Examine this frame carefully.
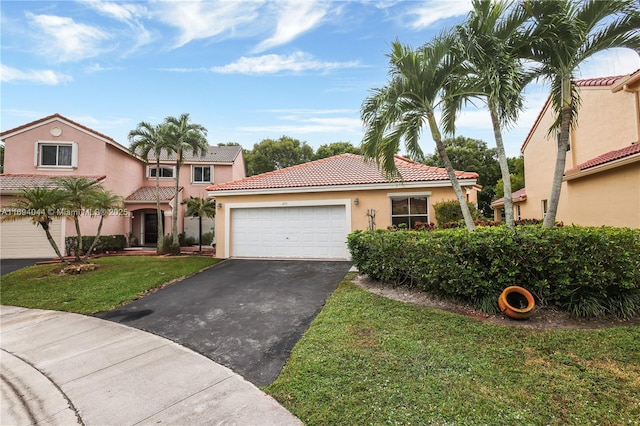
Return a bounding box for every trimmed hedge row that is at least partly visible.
[347,226,640,318]
[65,235,127,256]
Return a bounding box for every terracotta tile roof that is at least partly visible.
[145,145,242,163]
[566,143,640,174]
[520,73,629,153]
[0,174,106,193]
[125,186,182,202]
[490,187,527,207]
[207,154,478,192]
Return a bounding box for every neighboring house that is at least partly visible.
[492,70,640,228]
[207,154,479,260]
[0,113,245,259]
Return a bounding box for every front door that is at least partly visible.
[144,212,159,245]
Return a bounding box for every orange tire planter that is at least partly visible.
[498,286,535,320]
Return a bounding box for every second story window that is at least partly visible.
[192,165,212,183]
[148,166,174,178]
[36,142,77,168]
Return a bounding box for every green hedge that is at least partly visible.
[347,226,640,318]
[65,235,127,256]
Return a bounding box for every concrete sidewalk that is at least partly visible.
[0,305,301,425]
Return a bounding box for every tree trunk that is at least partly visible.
[428,114,476,231]
[155,158,164,254]
[83,215,104,262]
[490,108,514,228]
[73,215,82,262]
[41,220,68,264]
[198,216,202,253]
[543,105,571,228]
[172,153,181,246]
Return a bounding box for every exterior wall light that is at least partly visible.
[217,202,223,210]
[354,198,359,205]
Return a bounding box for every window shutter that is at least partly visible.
[71,142,78,167]
[34,141,40,167]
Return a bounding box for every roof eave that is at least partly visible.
[208,178,478,197]
[563,152,640,181]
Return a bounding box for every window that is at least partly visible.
[391,196,428,229]
[192,165,212,183]
[516,205,522,221]
[36,142,76,167]
[542,199,548,218]
[148,166,174,178]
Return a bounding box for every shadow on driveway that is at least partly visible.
[95,259,352,386]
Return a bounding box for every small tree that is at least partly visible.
[181,196,216,253]
[55,177,102,262]
[1,187,69,264]
[83,189,123,262]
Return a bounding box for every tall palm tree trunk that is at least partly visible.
[543,105,572,228]
[428,114,476,231]
[72,216,83,262]
[198,216,202,253]
[155,158,164,254]
[173,156,181,246]
[490,108,515,228]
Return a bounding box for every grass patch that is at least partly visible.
[264,277,640,425]
[0,256,219,314]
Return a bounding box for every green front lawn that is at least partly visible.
[264,276,640,425]
[0,256,219,314]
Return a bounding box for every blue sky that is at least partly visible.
[2,0,639,158]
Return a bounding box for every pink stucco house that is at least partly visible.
[0,113,245,259]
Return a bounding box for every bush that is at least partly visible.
[179,233,197,246]
[66,235,127,256]
[434,200,479,226]
[347,226,640,318]
[201,232,214,245]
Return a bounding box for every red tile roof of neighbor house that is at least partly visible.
[490,187,527,207]
[145,146,243,163]
[0,174,106,193]
[207,154,478,192]
[125,186,182,202]
[565,143,640,174]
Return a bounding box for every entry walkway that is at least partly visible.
[0,305,301,425]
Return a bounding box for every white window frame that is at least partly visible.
[34,141,78,168]
[389,193,430,229]
[191,165,213,184]
[147,165,175,179]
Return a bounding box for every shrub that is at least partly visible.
[433,200,480,227]
[201,232,214,245]
[347,226,640,318]
[66,235,127,256]
[179,233,197,246]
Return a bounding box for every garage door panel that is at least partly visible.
[0,218,65,259]
[231,205,348,259]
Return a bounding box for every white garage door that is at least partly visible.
[231,205,348,259]
[0,218,65,259]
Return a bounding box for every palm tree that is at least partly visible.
[361,33,477,231]
[83,189,123,262]
[55,177,102,262]
[129,121,174,254]
[449,0,530,228]
[1,187,69,263]
[181,196,216,252]
[522,0,640,227]
[163,113,208,248]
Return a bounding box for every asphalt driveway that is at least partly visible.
[0,258,46,275]
[95,259,352,386]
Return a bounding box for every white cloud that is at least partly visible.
[27,12,111,62]
[211,51,360,74]
[407,0,471,29]
[577,48,640,79]
[153,0,261,48]
[254,0,328,52]
[78,0,149,22]
[0,64,73,85]
[240,109,362,135]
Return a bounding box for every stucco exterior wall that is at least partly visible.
[212,185,476,259]
[563,163,640,228]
